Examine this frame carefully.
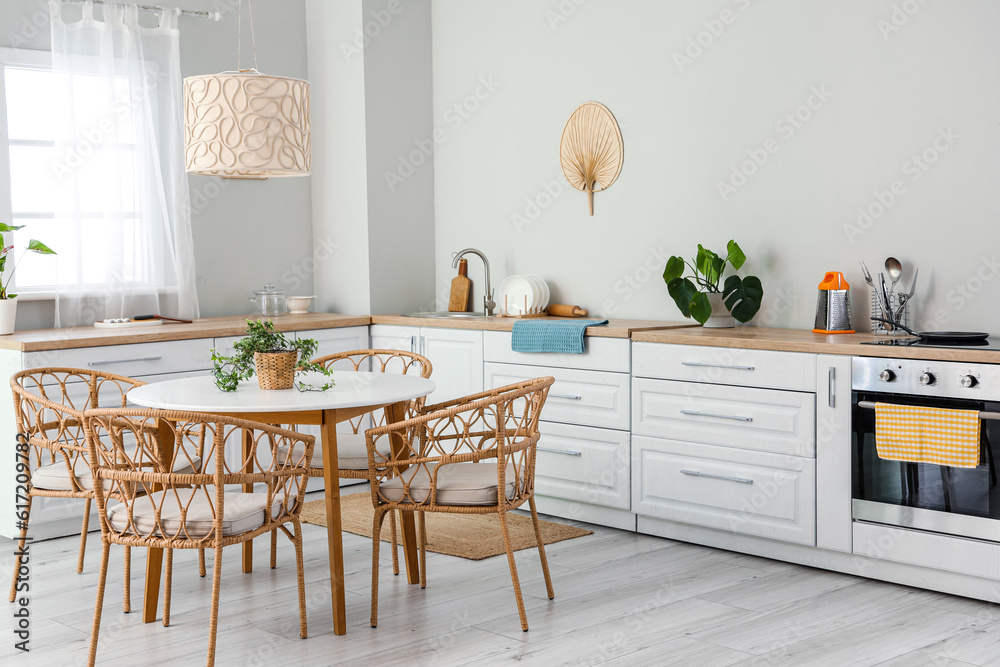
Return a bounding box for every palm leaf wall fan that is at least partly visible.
[559,101,624,215]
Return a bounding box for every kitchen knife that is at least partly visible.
[133,314,193,324]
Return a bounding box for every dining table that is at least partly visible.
[126,370,436,635]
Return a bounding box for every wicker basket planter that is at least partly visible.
[254,350,299,390]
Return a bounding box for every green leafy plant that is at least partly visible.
[211,319,334,392]
[0,222,56,299]
[661,239,764,324]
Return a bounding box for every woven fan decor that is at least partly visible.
[559,101,624,215]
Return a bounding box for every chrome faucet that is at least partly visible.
[452,248,495,316]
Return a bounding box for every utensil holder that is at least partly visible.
[255,351,298,390]
[870,290,910,335]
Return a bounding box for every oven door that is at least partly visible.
[852,391,1000,543]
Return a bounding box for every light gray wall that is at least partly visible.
[0,0,316,328]
[431,0,1000,333]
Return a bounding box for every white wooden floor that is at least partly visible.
[3,488,1000,666]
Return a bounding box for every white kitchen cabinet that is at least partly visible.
[632,342,816,392]
[535,422,630,510]
[369,324,483,404]
[815,354,853,553]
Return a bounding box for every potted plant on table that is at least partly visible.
[0,222,56,335]
[211,319,334,391]
[661,239,763,328]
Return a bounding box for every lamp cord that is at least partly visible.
[236,0,260,72]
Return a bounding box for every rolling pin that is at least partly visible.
[546,304,588,317]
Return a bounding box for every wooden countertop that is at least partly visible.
[0,314,371,352]
[370,315,697,339]
[631,326,1000,364]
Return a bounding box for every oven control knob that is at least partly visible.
[919,372,935,386]
[961,375,979,388]
[879,369,896,383]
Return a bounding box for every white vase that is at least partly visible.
[703,292,735,328]
[0,298,16,335]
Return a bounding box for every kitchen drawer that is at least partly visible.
[295,326,369,357]
[485,362,629,430]
[632,342,816,392]
[632,435,816,545]
[535,422,629,510]
[632,377,816,457]
[483,331,629,373]
[25,339,214,382]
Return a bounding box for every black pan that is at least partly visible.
[870,318,989,342]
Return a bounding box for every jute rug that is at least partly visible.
[300,494,593,560]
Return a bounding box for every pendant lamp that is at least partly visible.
[184,0,310,179]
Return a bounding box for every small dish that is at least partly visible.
[526,274,550,311]
[498,276,535,315]
[286,295,317,314]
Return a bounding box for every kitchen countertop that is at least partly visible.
[370,315,697,339]
[631,326,1000,364]
[0,314,371,352]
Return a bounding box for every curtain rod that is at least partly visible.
[59,0,223,21]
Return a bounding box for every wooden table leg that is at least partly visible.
[142,418,175,623]
[385,402,419,585]
[242,428,253,573]
[321,409,347,635]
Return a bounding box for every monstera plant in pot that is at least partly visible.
[0,222,56,335]
[662,240,763,328]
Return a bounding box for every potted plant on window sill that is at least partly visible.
[0,223,56,335]
[661,240,763,328]
[211,318,334,391]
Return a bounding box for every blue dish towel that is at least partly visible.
[510,319,609,354]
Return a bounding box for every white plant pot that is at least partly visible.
[703,292,735,328]
[0,298,17,335]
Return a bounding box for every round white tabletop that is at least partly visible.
[127,371,436,413]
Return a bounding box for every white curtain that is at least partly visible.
[48,0,198,326]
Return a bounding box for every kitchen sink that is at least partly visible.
[401,311,491,319]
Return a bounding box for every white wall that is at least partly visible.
[431,0,1000,333]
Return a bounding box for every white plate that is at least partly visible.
[523,275,545,313]
[498,275,536,315]
[94,319,164,328]
[527,274,550,311]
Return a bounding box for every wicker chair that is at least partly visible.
[271,349,432,575]
[366,376,556,632]
[83,408,314,667]
[7,367,207,612]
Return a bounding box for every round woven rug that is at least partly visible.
[300,493,593,561]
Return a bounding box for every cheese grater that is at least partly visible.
[813,271,855,334]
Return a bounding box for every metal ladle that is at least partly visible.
[885,257,902,295]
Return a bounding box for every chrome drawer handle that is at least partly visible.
[537,447,582,457]
[550,393,583,400]
[680,469,754,484]
[88,356,162,367]
[681,361,755,371]
[680,409,753,423]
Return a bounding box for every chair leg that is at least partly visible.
[270,529,278,569]
[8,495,31,603]
[206,546,224,667]
[199,548,207,577]
[87,540,111,667]
[370,508,389,628]
[163,548,173,627]
[77,498,91,574]
[418,512,427,589]
[122,546,131,613]
[291,519,308,639]
[389,510,399,576]
[529,497,554,600]
[498,510,529,632]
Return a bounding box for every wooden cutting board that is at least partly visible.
[448,259,471,312]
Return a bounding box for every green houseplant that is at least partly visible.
[0,222,56,335]
[211,319,334,392]
[661,239,763,327]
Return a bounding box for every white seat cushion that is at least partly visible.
[378,462,519,506]
[31,455,201,492]
[106,488,289,538]
[276,432,390,470]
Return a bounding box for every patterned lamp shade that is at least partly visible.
[183,72,311,179]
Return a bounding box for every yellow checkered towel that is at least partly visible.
[875,402,981,468]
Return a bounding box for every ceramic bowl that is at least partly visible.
[286,295,317,314]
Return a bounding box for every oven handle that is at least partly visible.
[856,400,1000,421]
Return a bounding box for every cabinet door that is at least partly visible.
[420,328,483,404]
[536,421,630,509]
[369,324,419,354]
[296,326,369,358]
[816,354,853,553]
